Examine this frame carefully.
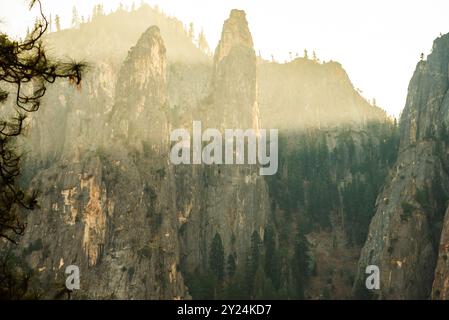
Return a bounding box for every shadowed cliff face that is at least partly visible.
[433,205,449,299]
[355,33,449,300]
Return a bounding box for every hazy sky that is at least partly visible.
[1,0,449,118]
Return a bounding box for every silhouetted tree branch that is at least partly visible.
[0,0,86,244]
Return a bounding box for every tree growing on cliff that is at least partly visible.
[92,4,105,19]
[188,22,195,42]
[71,6,80,28]
[197,29,210,55]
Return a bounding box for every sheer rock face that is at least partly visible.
[14,25,187,299]
[12,12,269,299]
[207,9,259,131]
[112,26,169,153]
[175,9,268,276]
[213,10,254,67]
[21,152,187,299]
[25,61,117,162]
[432,206,449,299]
[355,34,449,299]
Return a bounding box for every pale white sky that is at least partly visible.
[1,0,449,118]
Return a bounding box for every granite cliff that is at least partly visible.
[355,33,449,300]
[7,9,269,299]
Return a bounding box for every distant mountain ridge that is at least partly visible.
[45,4,209,64]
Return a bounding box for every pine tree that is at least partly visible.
[48,14,52,32]
[188,22,195,42]
[92,5,98,18]
[250,231,261,271]
[71,6,80,28]
[55,15,61,31]
[98,4,104,15]
[209,233,225,282]
[292,225,310,299]
[226,254,236,278]
[263,226,279,288]
[92,4,104,20]
[244,231,261,296]
[197,29,210,55]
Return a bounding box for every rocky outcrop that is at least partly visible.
[207,9,259,130]
[214,10,254,66]
[20,150,187,299]
[10,10,269,299]
[13,26,188,299]
[175,9,269,278]
[111,26,168,152]
[354,33,449,299]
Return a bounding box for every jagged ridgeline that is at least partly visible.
[3,5,400,299]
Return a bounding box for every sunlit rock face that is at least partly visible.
[10,10,269,299]
[174,9,269,280]
[206,9,259,131]
[112,26,169,153]
[13,25,188,299]
[354,33,449,300]
[258,59,388,131]
[214,10,254,66]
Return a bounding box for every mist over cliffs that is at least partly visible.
[7,3,449,300]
